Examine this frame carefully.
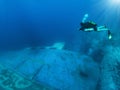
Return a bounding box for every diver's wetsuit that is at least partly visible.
[79,14,112,39]
[80,21,97,31]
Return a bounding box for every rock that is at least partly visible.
[101,46,120,90]
[0,48,100,90]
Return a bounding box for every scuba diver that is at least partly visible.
[79,14,112,40]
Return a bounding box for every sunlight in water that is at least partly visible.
[109,0,120,5]
[106,0,120,20]
[90,0,120,30]
[107,0,120,9]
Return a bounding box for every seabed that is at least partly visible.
[0,64,54,90]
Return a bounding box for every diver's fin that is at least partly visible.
[108,30,112,40]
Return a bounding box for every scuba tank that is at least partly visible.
[82,14,88,23]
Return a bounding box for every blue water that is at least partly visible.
[0,0,120,90]
[0,0,119,50]
[0,0,119,51]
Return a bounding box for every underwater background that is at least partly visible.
[0,0,120,90]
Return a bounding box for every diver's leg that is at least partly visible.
[97,26,106,29]
[97,28,112,39]
[97,27,109,31]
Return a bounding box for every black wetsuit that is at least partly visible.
[80,21,97,31]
